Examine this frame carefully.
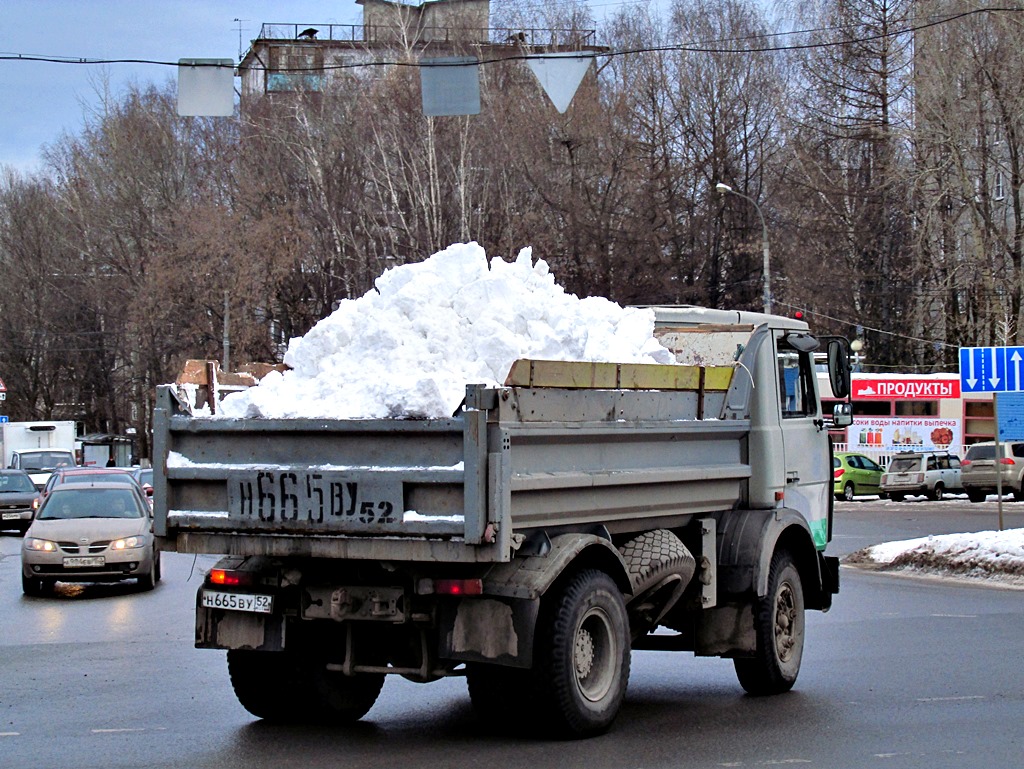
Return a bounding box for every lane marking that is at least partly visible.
[0,732,20,737]
[916,695,985,702]
[91,727,166,734]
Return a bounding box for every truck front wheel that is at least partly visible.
[533,569,630,738]
[227,650,384,723]
[734,549,805,696]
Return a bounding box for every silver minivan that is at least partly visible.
[960,441,1024,502]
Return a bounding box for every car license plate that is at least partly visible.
[226,470,403,531]
[201,590,274,614]
[64,556,105,568]
[2,512,22,520]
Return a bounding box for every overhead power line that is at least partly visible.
[0,7,1020,73]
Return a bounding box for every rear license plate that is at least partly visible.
[201,590,274,614]
[227,471,403,530]
[2,512,22,520]
[64,556,105,568]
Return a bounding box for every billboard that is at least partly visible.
[848,417,961,452]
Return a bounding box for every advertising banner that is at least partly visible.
[849,417,961,452]
[852,378,960,400]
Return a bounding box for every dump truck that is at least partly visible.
[153,307,853,738]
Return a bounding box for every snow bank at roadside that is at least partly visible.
[844,528,1024,587]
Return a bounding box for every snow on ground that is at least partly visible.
[844,514,1024,588]
[217,242,673,420]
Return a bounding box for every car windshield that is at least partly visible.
[38,488,143,520]
[21,451,75,471]
[61,473,134,485]
[0,473,36,493]
[965,445,996,461]
[888,457,921,473]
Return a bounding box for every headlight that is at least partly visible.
[25,538,58,552]
[110,535,146,550]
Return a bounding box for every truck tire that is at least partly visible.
[618,529,694,597]
[227,650,384,723]
[928,483,944,502]
[733,549,804,696]
[532,569,630,738]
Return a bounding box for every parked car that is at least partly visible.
[130,466,154,505]
[38,466,140,507]
[21,482,160,595]
[0,469,41,534]
[960,441,1024,502]
[833,452,885,500]
[879,450,963,501]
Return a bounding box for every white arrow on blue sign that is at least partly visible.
[960,346,1024,392]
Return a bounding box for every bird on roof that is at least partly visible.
[297,27,318,39]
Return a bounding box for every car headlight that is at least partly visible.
[110,535,147,550]
[25,538,58,552]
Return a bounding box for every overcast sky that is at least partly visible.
[0,0,659,173]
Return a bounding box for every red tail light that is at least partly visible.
[834,469,845,479]
[1000,458,1016,465]
[209,568,255,587]
[961,460,971,467]
[428,577,483,593]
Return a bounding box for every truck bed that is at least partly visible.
[154,361,752,563]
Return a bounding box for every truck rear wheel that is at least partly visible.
[533,569,630,738]
[227,650,384,723]
[734,549,804,696]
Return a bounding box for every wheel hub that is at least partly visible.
[575,628,595,679]
[774,583,797,662]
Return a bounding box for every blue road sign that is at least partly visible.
[997,392,1024,441]
[0,415,7,423]
[960,346,1024,392]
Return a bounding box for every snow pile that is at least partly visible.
[217,242,674,420]
[846,528,1024,587]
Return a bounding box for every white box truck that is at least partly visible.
[1,421,78,488]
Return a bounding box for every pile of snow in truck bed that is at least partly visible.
[216,242,674,420]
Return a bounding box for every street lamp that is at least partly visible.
[715,182,772,314]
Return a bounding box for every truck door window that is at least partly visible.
[778,343,815,418]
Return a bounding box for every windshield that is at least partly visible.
[61,473,134,485]
[887,457,921,473]
[965,445,996,461]
[0,473,37,493]
[20,451,75,472]
[38,488,143,520]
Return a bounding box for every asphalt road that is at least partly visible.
[1,499,1021,769]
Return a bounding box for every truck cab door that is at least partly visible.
[776,335,831,549]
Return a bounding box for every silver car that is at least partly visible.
[961,441,1024,502]
[21,482,160,595]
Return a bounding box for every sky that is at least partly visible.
[0,0,661,173]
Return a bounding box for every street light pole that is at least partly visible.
[715,182,772,314]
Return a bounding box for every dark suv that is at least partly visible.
[879,451,963,501]
[961,441,1024,502]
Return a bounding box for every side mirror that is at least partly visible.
[832,402,853,427]
[827,339,851,399]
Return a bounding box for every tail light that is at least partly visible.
[1000,458,1016,465]
[209,568,256,587]
[417,578,484,596]
[961,460,971,467]
[834,469,845,479]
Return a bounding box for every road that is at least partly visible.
[1,499,1021,769]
